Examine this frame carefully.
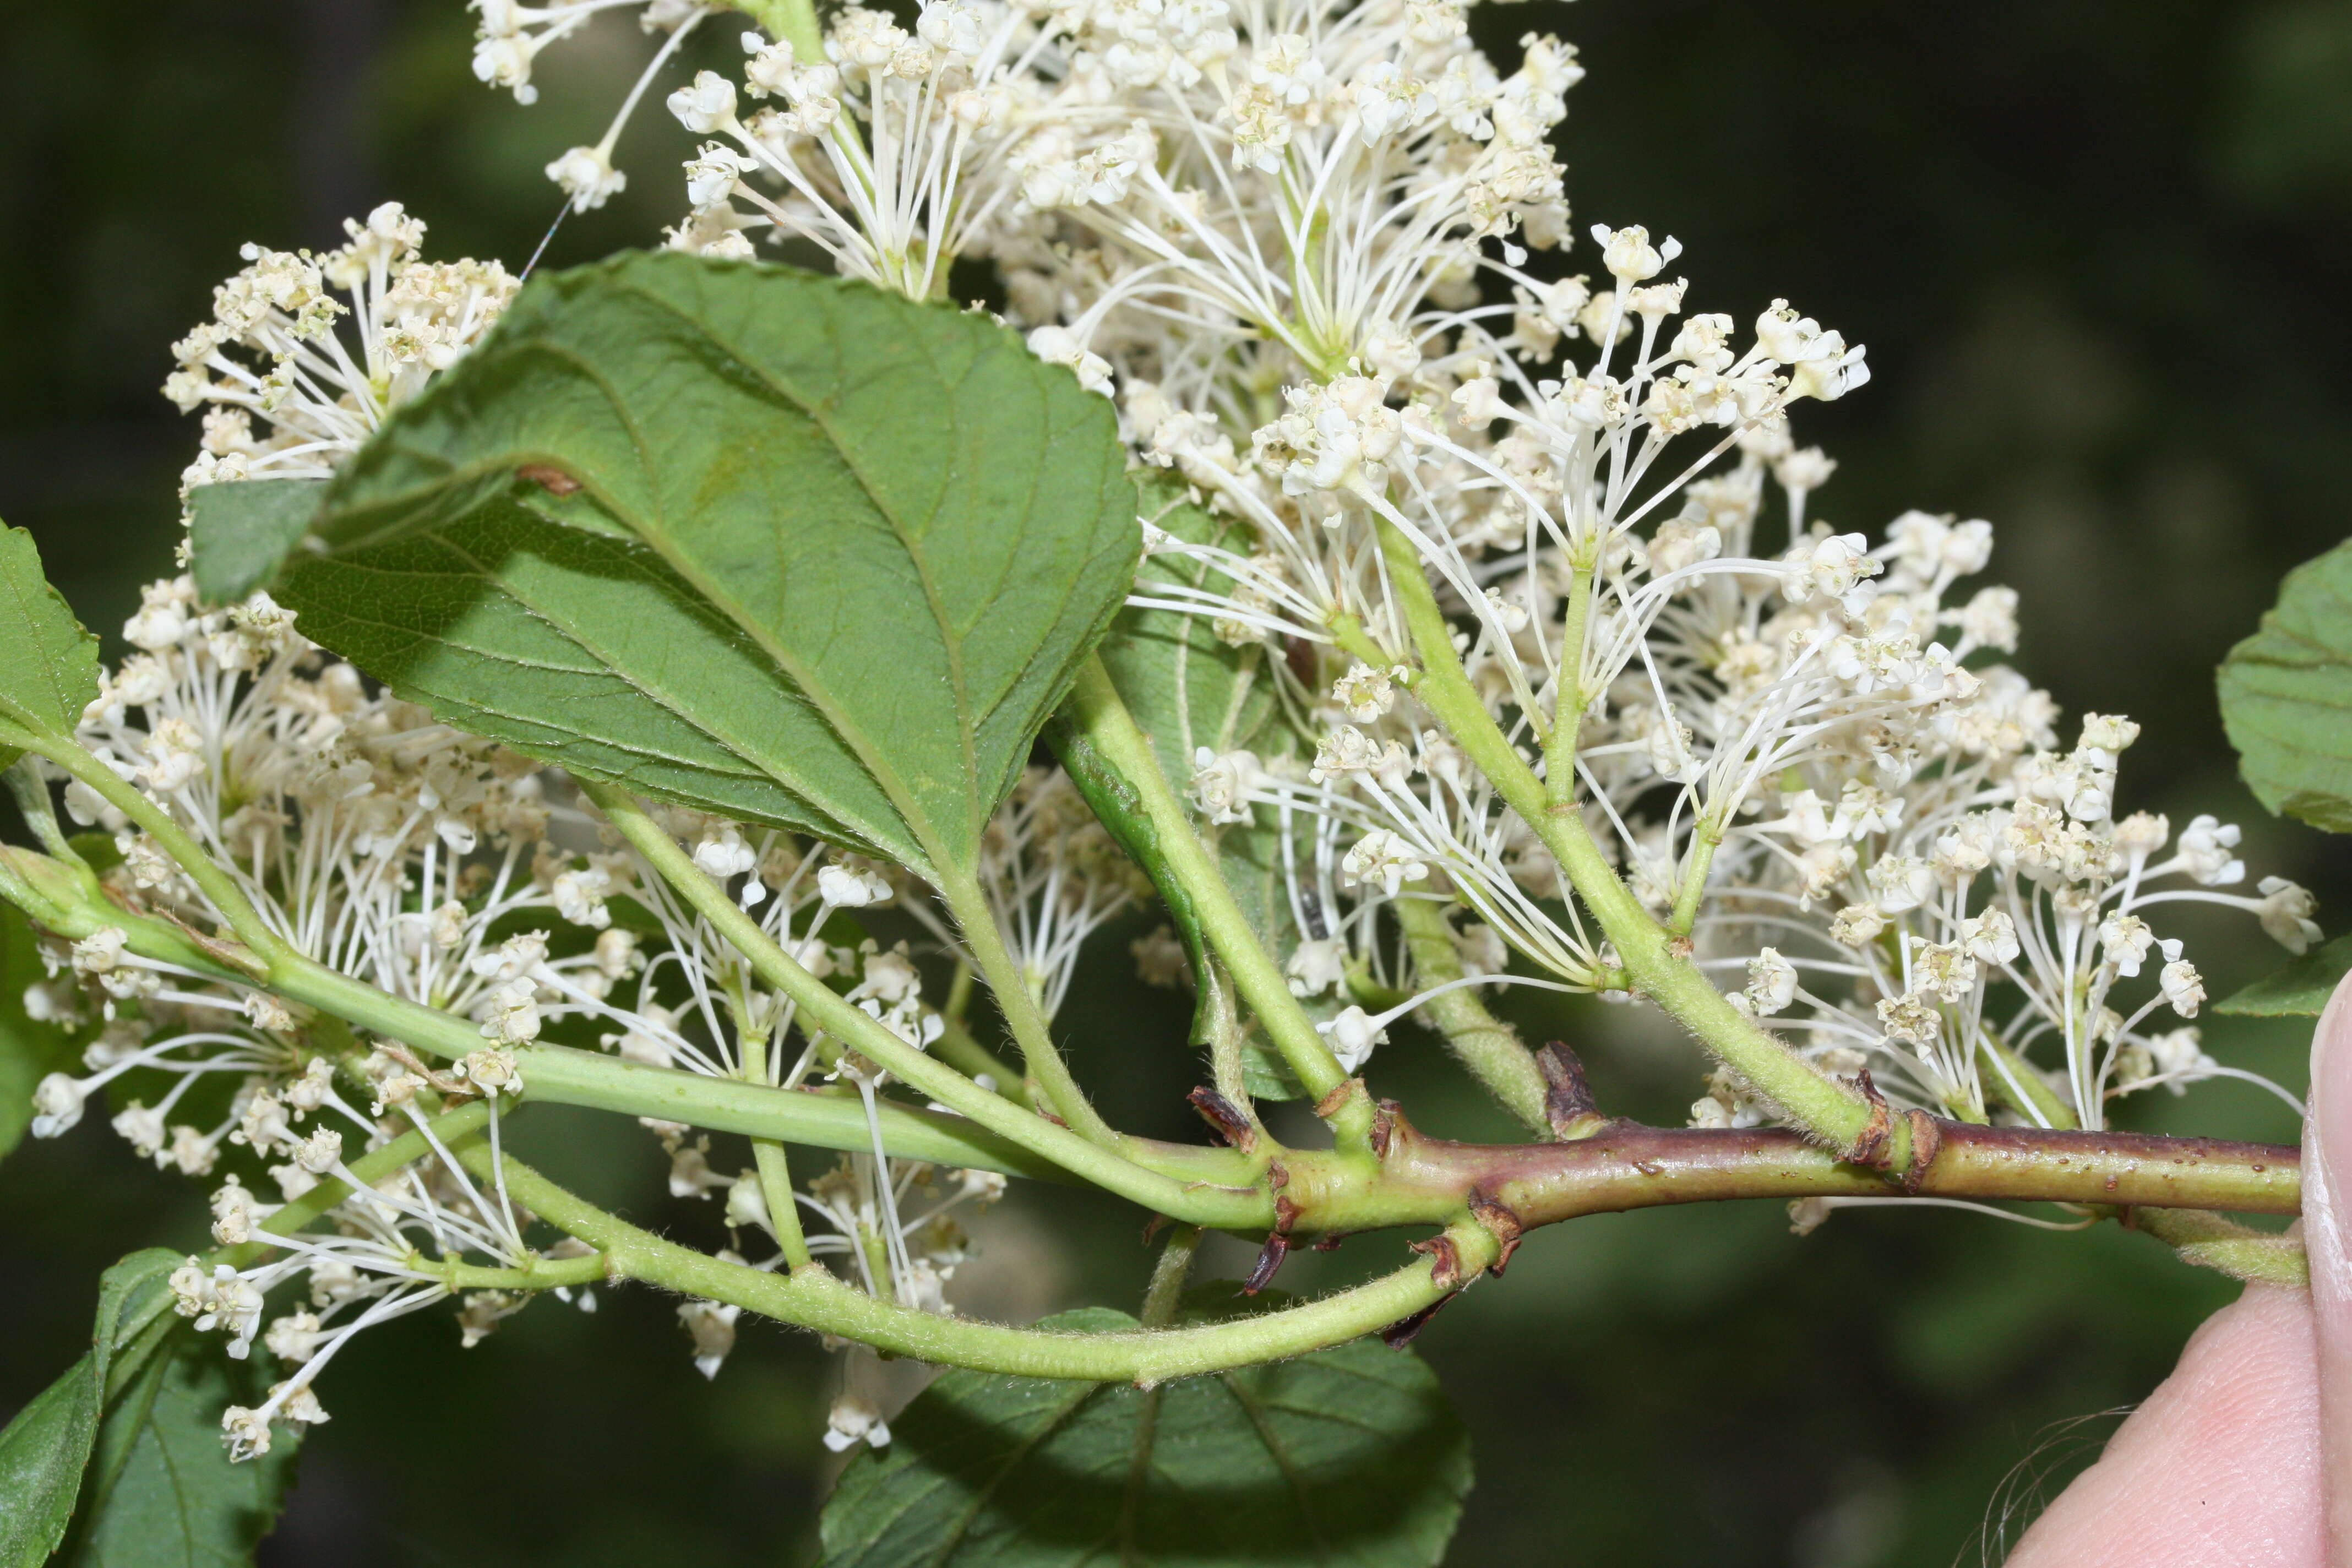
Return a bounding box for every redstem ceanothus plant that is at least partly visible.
[0,0,2324,1559]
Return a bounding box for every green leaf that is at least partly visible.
[279,493,888,847]
[2220,536,2352,831]
[0,1355,99,1567]
[0,1252,181,1566]
[2216,929,2352,1016]
[272,253,1141,879]
[58,1331,301,1568]
[0,900,96,1159]
[186,482,322,606]
[820,1289,1472,1567]
[0,525,101,751]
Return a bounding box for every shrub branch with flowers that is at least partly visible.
[0,0,2332,1560]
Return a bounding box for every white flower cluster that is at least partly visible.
[447,0,2307,1131]
[46,553,1043,1458]
[168,1087,564,1462]
[165,204,518,491]
[107,0,2312,1464]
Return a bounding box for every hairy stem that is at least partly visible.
[1541,562,1596,805]
[1141,1224,1202,1328]
[1390,898,1552,1137]
[932,863,1119,1141]
[1058,656,1364,1136]
[12,725,290,968]
[468,1141,1490,1383]
[1280,1103,2301,1236]
[935,963,1027,1102]
[740,1031,815,1270]
[1370,520,1884,1160]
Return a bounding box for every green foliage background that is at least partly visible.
[2,1,2348,1562]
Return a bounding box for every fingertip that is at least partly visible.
[2009,1284,2322,1567]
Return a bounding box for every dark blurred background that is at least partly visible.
[4,0,2350,1562]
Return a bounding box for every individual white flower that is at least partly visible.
[1744,949,1798,1016]
[693,825,758,880]
[1187,747,1259,825]
[141,717,207,791]
[264,1311,324,1364]
[1876,993,1940,1048]
[1830,904,1886,947]
[1286,937,1347,998]
[31,1072,85,1138]
[824,1393,891,1451]
[546,144,627,213]
[112,1102,168,1158]
[725,1171,772,1233]
[1959,910,2020,966]
[817,864,892,907]
[1027,326,1113,396]
[70,927,127,975]
[1591,223,1679,284]
[1340,830,1429,897]
[667,70,738,135]
[210,1176,271,1245]
[1783,531,1882,612]
[2159,957,2205,1018]
[459,1047,522,1093]
[271,1381,331,1431]
[1330,662,1400,722]
[1913,942,1978,1003]
[678,1298,741,1379]
[221,1405,275,1462]
[683,144,752,211]
[478,981,542,1045]
[2097,912,2157,978]
[552,865,614,928]
[1865,856,1934,914]
[2253,878,2322,954]
[2176,815,2244,886]
[291,1127,344,1176]
[1326,1005,1387,1072]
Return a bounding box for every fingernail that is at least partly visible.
[2315,976,2352,1568]
[2316,972,2352,1261]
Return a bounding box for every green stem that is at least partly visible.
[581,781,1265,1224]
[470,1141,1488,1383]
[1140,1224,1201,1329]
[1667,825,1721,938]
[1391,898,1551,1137]
[2126,1208,2307,1287]
[1059,657,1362,1131]
[440,1254,609,1292]
[740,1030,814,1270]
[933,863,1118,1141]
[935,964,1027,1101]
[1327,613,1406,683]
[752,1142,812,1268]
[1371,520,1884,1161]
[1197,959,1261,1128]
[1542,562,1595,805]
[12,724,288,968]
